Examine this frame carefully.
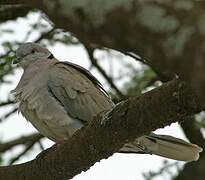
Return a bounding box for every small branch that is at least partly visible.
[0,100,15,107]
[143,161,179,180]
[0,133,43,153]
[119,51,147,64]
[0,107,18,122]
[9,140,37,165]
[83,43,125,99]
[37,140,45,151]
[34,28,56,43]
[119,50,175,82]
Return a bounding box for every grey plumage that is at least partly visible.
[12,42,202,161]
[120,133,202,161]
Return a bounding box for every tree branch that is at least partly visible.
[83,43,125,99]
[8,138,39,165]
[0,133,43,153]
[143,161,179,180]
[0,5,30,22]
[0,79,201,180]
[174,117,205,180]
[0,0,25,4]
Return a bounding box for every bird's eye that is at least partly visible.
[31,50,35,53]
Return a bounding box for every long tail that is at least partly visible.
[119,133,203,161]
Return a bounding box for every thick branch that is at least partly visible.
[0,79,201,180]
[174,118,205,180]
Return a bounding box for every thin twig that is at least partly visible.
[9,140,36,165]
[143,162,179,180]
[0,100,15,107]
[0,107,18,122]
[35,27,55,43]
[37,140,45,151]
[83,43,125,99]
[0,133,43,153]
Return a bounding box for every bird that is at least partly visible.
[12,42,202,161]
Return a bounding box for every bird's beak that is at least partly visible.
[13,58,20,64]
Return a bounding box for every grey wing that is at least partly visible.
[48,62,114,123]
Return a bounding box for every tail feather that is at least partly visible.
[119,133,203,162]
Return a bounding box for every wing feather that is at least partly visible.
[48,61,114,123]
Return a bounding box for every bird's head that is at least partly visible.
[13,42,54,69]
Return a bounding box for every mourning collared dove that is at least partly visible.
[12,43,202,161]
